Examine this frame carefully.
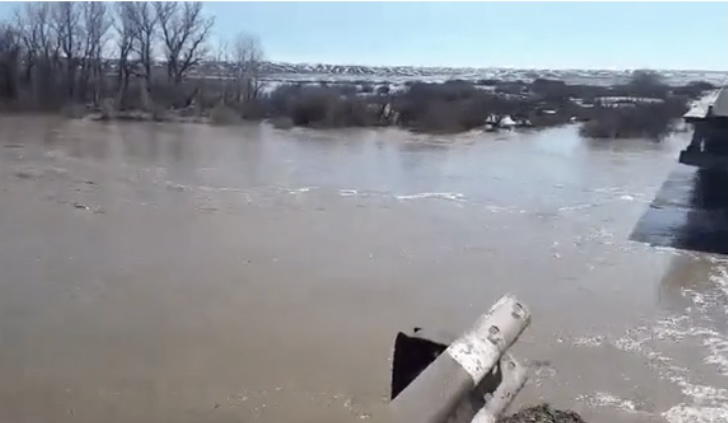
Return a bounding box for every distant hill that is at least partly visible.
[107,59,728,87]
[210,62,728,86]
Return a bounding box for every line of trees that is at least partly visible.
[257,71,707,136]
[0,3,715,139]
[0,2,264,112]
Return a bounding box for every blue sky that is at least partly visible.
[1,2,727,71]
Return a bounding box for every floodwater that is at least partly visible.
[0,116,726,423]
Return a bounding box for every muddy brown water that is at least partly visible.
[1,116,726,423]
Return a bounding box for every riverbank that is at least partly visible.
[5,74,714,141]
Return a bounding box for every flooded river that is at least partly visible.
[0,116,726,423]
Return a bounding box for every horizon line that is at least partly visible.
[260,60,728,74]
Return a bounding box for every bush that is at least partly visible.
[531,78,569,101]
[623,69,669,99]
[61,103,87,119]
[672,80,716,98]
[209,104,240,125]
[394,81,566,133]
[476,79,498,86]
[287,88,335,125]
[359,84,374,94]
[99,98,116,120]
[579,98,689,140]
[270,116,294,129]
[44,69,702,137]
[335,83,358,96]
[263,84,380,128]
[376,85,391,95]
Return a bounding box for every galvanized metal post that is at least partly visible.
[376,295,531,423]
[470,352,528,423]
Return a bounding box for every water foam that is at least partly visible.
[577,392,638,413]
[664,405,728,423]
[592,186,652,204]
[572,335,605,347]
[705,266,728,375]
[703,331,728,376]
[288,186,317,194]
[557,203,594,212]
[574,259,728,423]
[165,181,246,193]
[395,192,465,202]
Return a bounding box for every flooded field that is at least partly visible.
[0,116,726,423]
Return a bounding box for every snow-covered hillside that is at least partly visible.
[193,61,728,87]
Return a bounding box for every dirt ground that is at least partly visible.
[500,404,587,423]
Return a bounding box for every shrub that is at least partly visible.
[99,98,116,120]
[209,104,240,125]
[359,84,374,94]
[287,88,335,125]
[61,103,87,119]
[63,71,702,137]
[270,116,294,129]
[334,83,358,96]
[672,81,716,98]
[476,79,499,86]
[623,69,669,99]
[579,99,688,140]
[263,84,379,128]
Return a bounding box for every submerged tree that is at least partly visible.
[155,1,214,85]
[627,69,668,99]
[123,1,157,89]
[81,2,112,105]
[232,31,264,103]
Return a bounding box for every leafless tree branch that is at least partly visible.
[155,1,213,85]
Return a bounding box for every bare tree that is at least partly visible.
[629,69,664,87]
[15,3,55,59]
[155,1,213,85]
[114,2,135,96]
[80,2,111,104]
[232,31,264,103]
[628,69,668,99]
[51,2,82,98]
[123,1,158,89]
[213,37,229,72]
[14,2,59,106]
[0,23,21,100]
[211,36,230,103]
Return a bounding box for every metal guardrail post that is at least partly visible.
[470,352,528,423]
[377,295,531,423]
